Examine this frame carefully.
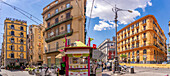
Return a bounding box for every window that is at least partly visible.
[20,39,24,44]
[20,53,24,59]
[10,45,14,50]
[55,1,58,4]
[48,13,50,18]
[143,19,146,24]
[137,29,139,33]
[48,44,50,52]
[20,32,23,37]
[67,39,70,45]
[136,22,139,26]
[66,12,70,19]
[56,9,58,13]
[39,55,41,59]
[55,18,58,23]
[137,50,139,54]
[143,26,146,30]
[56,42,59,50]
[132,51,134,56]
[143,49,147,54]
[48,6,50,9]
[20,26,23,30]
[131,25,134,29]
[10,38,14,43]
[61,27,63,30]
[67,24,71,33]
[20,46,24,51]
[11,31,14,36]
[11,53,14,58]
[56,28,59,35]
[128,27,130,31]
[66,3,70,8]
[11,25,14,29]
[31,55,32,59]
[48,22,50,28]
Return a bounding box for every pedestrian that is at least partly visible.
[102,62,103,72]
[45,67,49,76]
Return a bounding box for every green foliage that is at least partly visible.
[120,54,127,58]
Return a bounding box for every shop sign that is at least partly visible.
[73,54,82,57]
[69,69,88,76]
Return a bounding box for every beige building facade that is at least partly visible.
[28,25,44,65]
[42,0,86,66]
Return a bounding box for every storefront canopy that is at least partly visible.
[55,52,65,58]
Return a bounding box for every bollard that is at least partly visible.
[130,66,134,74]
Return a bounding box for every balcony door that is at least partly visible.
[67,24,70,33]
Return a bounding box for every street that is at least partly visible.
[102,67,170,76]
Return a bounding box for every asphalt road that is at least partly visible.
[102,67,170,76]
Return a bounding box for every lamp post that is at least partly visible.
[112,5,132,73]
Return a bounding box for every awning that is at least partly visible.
[55,52,65,58]
[65,51,89,54]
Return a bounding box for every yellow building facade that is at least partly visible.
[3,18,27,67]
[42,0,86,66]
[117,15,167,64]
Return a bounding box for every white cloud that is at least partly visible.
[94,20,115,31]
[86,0,152,31]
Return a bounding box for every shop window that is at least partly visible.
[67,39,70,45]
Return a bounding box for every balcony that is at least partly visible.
[45,29,73,43]
[45,6,73,21]
[45,46,64,54]
[45,17,73,31]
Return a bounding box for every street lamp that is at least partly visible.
[112,5,132,73]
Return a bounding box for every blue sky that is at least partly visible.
[0,0,170,53]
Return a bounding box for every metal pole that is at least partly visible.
[113,5,119,73]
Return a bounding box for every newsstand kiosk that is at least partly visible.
[65,41,93,76]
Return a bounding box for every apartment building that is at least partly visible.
[98,37,115,62]
[3,18,27,67]
[41,0,86,66]
[28,25,44,65]
[117,15,167,64]
[167,21,170,62]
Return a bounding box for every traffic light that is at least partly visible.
[60,62,66,75]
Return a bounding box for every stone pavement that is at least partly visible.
[102,67,170,76]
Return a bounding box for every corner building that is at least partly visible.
[42,0,86,66]
[117,15,167,64]
[3,18,27,67]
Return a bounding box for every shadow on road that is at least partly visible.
[102,74,111,76]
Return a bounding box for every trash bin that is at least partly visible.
[130,66,134,73]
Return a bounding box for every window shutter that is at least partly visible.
[9,26,11,28]
[9,32,11,35]
[9,45,11,48]
[9,38,11,41]
[9,54,11,57]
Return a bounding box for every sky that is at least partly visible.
[0,0,170,53]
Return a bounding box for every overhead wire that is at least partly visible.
[0,0,42,24]
[87,0,95,31]
[102,0,134,23]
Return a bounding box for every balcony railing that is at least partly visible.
[46,16,73,31]
[45,29,73,43]
[45,5,73,21]
[46,46,65,54]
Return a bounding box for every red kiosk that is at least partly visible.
[64,41,93,76]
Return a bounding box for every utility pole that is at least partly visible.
[112,5,132,73]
